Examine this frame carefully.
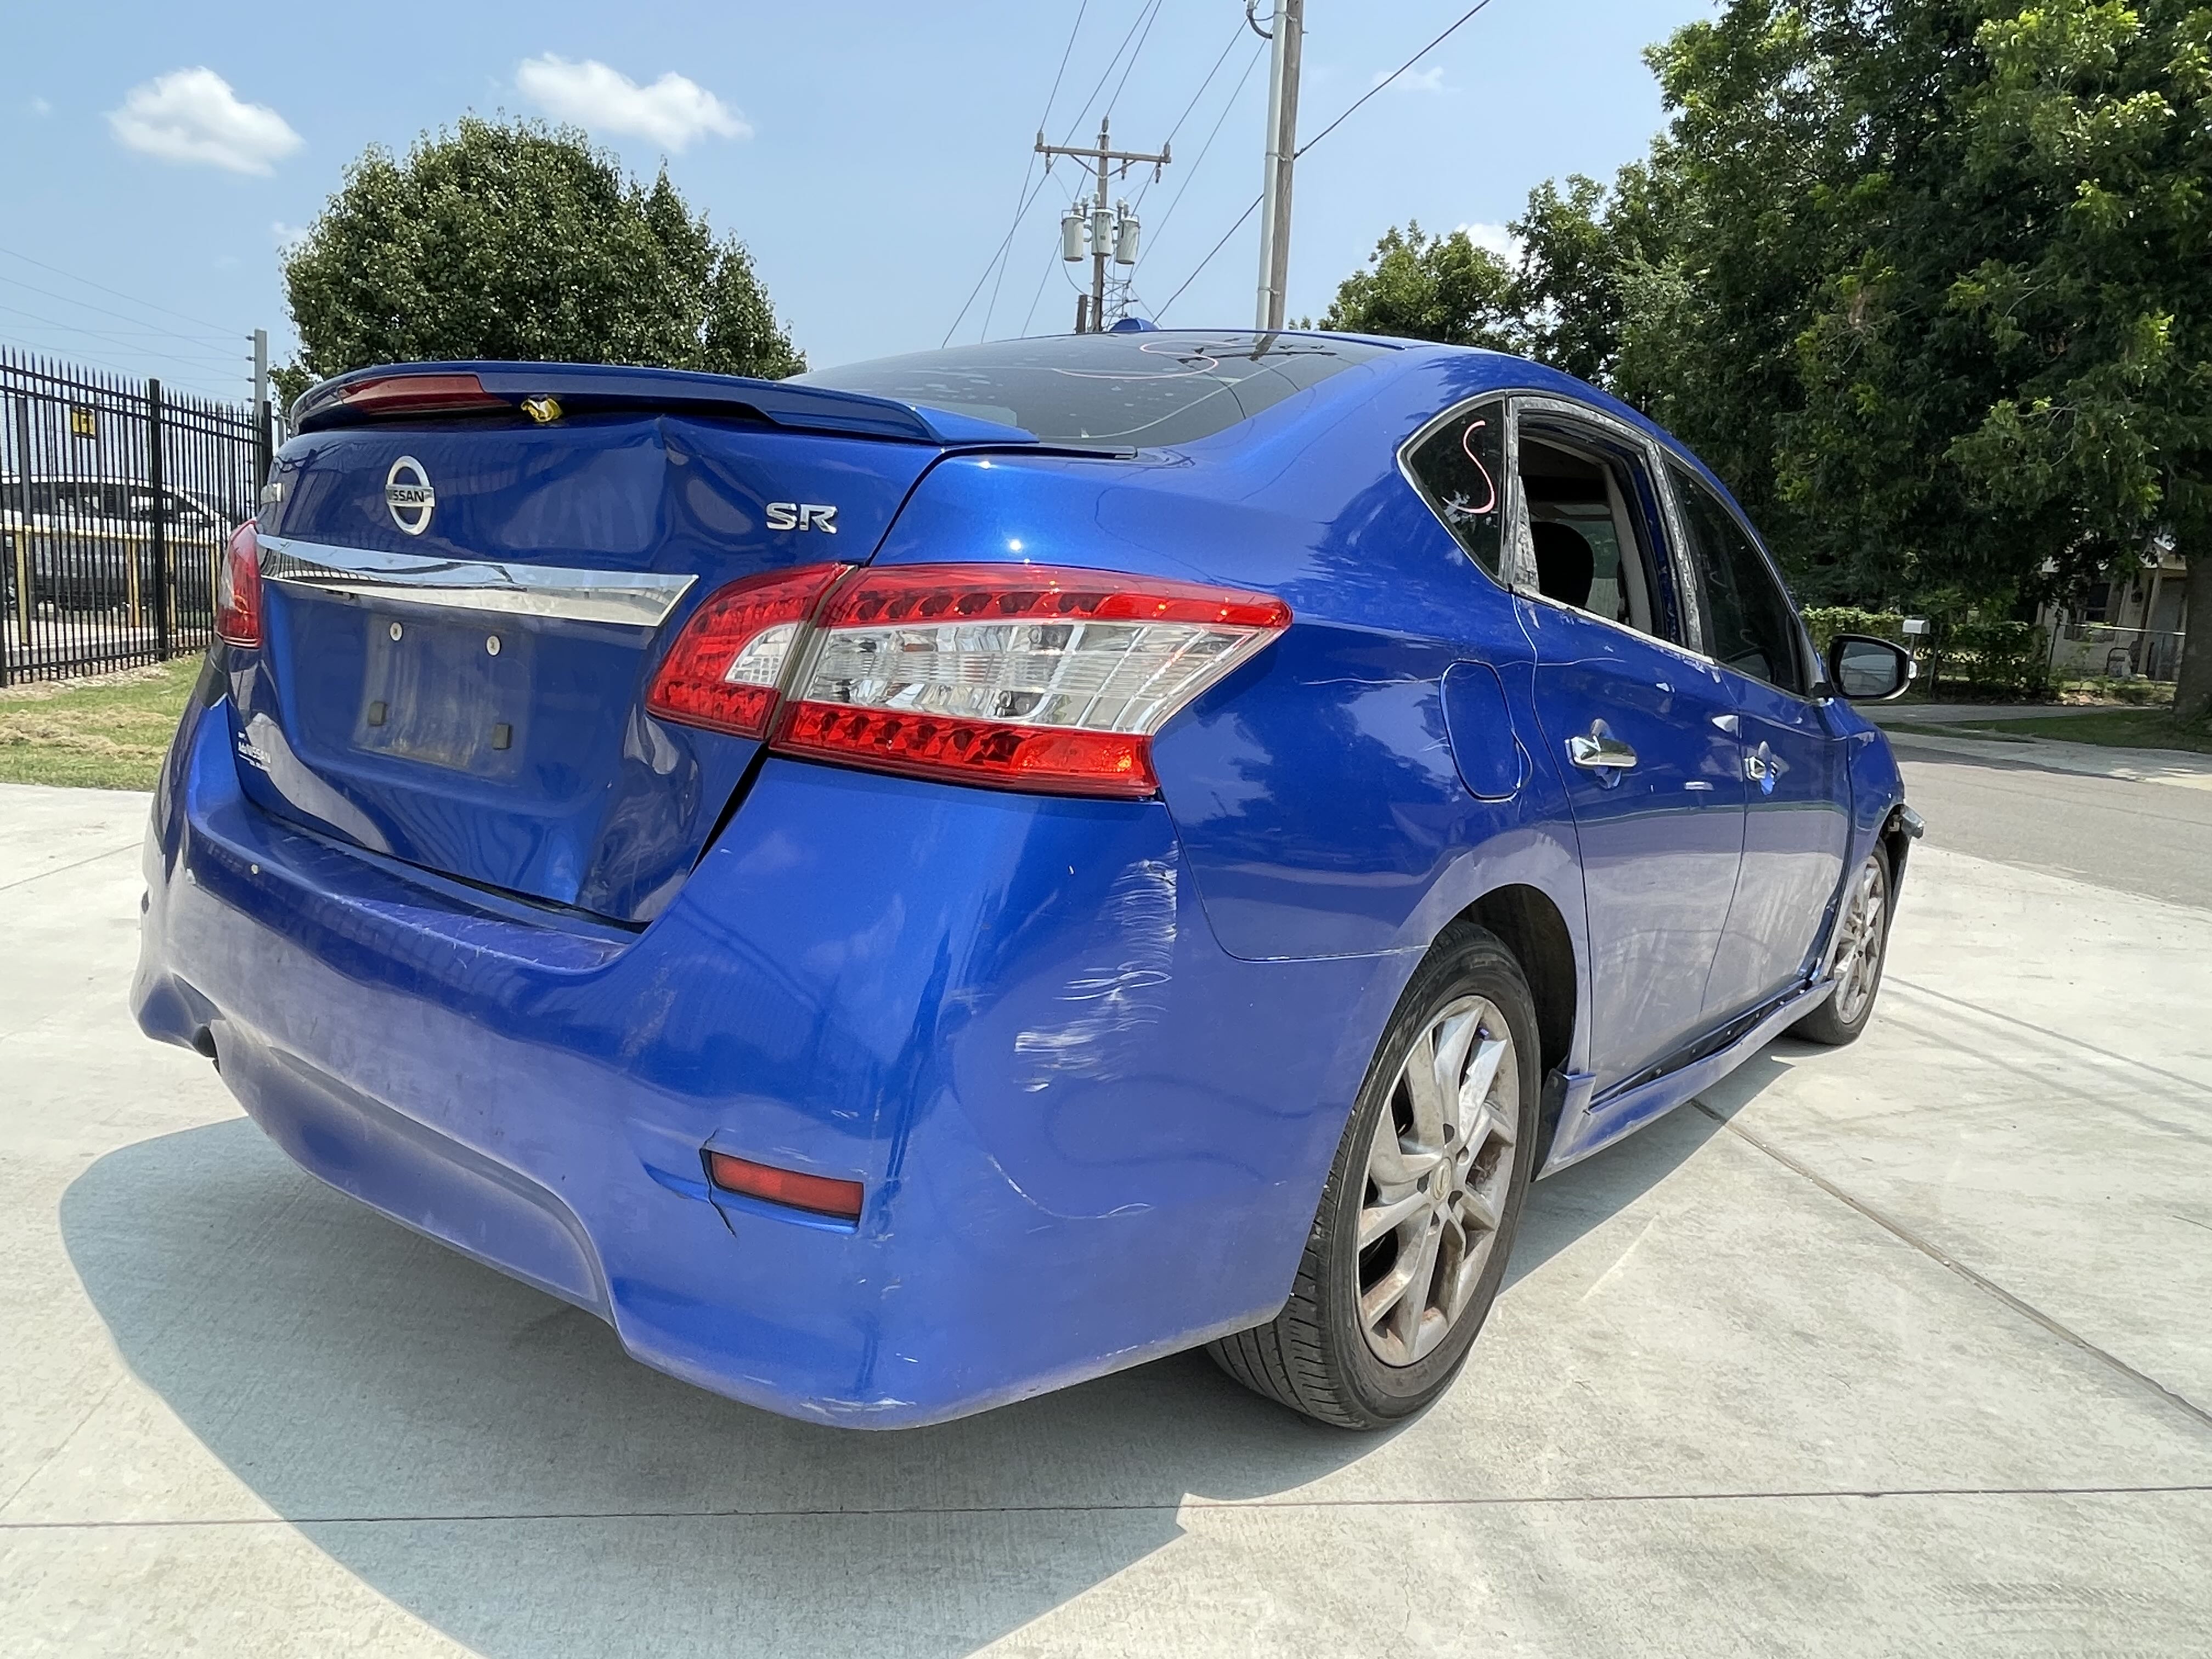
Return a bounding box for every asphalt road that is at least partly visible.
[1893,739,2212,911]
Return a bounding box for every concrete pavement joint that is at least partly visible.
[1692,1101,2212,1436]
[1889,977,2212,1100]
[5,1484,2209,1530]
[0,838,140,895]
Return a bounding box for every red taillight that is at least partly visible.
[646,561,1291,798]
[336,372,510,419]
[646,563,850,738]
[777,703,1155,795]
[704,1152,864,1222]
[772,564,1290,798]
[819,565,1292,631]
[216,519,262,646]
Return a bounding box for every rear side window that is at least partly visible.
[1402,400,1507,577]
[797,332,1390,447]
[1668,464,1805,693]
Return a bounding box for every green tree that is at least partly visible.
[1327,0,2212,709]
[1315,223,1524,351]
[1944,1,2212,718]
[277,117,803,407]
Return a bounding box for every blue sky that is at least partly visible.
[2,1,1711,403]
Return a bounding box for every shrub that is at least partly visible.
[1928,618,2049,700]
[1802,608,1905,653]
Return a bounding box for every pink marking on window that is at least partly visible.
[1461,419,1498,515]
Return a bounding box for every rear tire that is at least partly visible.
[1209,926,1541,1430]
[1791,847,1893,1047]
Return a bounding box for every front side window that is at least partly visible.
[1403,400,1507,578]
[1668,464,1806,693]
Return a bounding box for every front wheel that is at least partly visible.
[1209,927,1541,1430]
[1791,847,1893,1047]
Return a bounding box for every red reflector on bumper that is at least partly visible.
[705,1152,864,1222]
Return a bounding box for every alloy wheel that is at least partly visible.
[1355,996,1519,1367]
[1830,856,1888,1026]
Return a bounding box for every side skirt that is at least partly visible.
[1536,977,1838,1176]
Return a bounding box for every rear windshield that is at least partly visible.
[796,331,1391,447]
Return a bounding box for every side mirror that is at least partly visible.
[1827,633,1915,702]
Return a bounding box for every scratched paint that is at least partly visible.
[1013,857,1178,1090]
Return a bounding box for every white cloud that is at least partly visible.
[108,67,301,174]
[1458,222,1522,266]
[1375,64,1447,94]
[516,55,749,150]
[270,220,307,251]
[27,97,52,117]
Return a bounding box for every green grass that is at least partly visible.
[1967,708,2212,755]
[0,656,201,789]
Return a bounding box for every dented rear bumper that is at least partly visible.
[133,675,1390,1425]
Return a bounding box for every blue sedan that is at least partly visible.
[133,330,1920,1430]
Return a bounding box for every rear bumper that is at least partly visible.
[134,682,1397,1426]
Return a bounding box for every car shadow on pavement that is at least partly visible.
[60,1086,1734,1658]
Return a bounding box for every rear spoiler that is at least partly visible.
[290,361,1041,447]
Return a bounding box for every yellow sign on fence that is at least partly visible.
[68,405,98,440]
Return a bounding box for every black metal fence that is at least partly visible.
[2,347,266,685]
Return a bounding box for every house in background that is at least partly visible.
[2042,548,2190,681]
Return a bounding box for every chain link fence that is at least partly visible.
[2,348,266,685]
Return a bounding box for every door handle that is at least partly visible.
[1568,729,1638,771]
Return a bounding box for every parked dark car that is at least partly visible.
[2,475,234,618]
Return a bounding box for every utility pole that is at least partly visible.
[1038,117,1170,331]
[251,328,272,486]
[1251,0,1305,332]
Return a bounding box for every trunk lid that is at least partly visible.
[232,382,979,923]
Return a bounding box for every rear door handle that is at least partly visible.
[1568,728,1638,771]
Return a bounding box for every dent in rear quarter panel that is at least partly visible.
[633,761,1400,1414]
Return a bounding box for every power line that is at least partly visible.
[996,0,1176,338]
[1139,38,1266,258]
[1162,17,1251,152]
[0,303,248,375]
[1296,0,1500,160]
[1040,1,1090,129]
[1101,0,1166,121]
[1019,234,1065,336]
[1054,0,1163,149]
[1155,194,1263,321]
[0,274,238,350]
[1158,0,1506,323]
[1127,16,1255,221]
[946,2,1097,347]
[977,1,1092,342]
[0,244,246,337]
[0,332,235,401]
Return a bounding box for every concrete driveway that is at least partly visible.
[2,766,2208,1657]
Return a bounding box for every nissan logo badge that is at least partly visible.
[385,455,435,536]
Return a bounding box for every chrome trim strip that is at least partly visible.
[256,534,695,628]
